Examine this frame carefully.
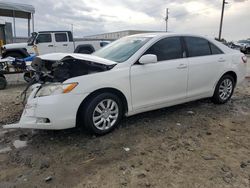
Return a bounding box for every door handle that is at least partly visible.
[177,64,187,69]
[63,44,68,46]
[218,58,226,62]
[48,45,54,47]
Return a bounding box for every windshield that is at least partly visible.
[93,36,151,63]
[27,32,37,44]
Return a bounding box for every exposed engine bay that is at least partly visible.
[31,55,116,83]
[19,54,117,103]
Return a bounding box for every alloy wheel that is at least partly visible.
[219,78,233,101]
[92,99,119,130]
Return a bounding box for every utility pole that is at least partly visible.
[218,0,228,40]
[165,8,169,32]
[71,24,74,35]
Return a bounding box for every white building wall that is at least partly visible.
[85,30,160,40]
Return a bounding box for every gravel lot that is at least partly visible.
[0,58,250,188]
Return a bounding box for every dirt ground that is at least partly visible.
[0,78,250,188]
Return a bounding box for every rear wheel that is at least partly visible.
[212,74,235,104]
[0,77,7,90]
[81,93,123,135]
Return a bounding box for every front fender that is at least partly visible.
[65,67,132,112]
[2,48,30,58]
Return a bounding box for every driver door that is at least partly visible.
[35,33,56,55]
[130,37,188,111]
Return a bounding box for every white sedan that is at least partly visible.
[3,33,247,135]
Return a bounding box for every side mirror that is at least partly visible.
[35,38,40,44]
[139,54,157,65]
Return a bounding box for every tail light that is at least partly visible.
[242,56,247,64]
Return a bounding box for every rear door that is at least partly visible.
[54,32,74,53]
[184,36,226,98]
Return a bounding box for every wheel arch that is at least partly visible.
[222,71,237,85]
[2,48,29,58]
[213,70,238,94]
[74,44,95,54]
[76,87,128,127]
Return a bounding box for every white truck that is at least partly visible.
[0,31,110,58]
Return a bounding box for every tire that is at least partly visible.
[212,74,235,104]
[81,92,123,135]
[5,52,25,59]
[0,77,7,90]
[78,49,91,54]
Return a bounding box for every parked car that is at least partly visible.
[0,31,109,58]
[233,40,250,54]
[3,33,247,135]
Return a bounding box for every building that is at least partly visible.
[0,2,35,44]
[84,30,163,40]
[0,20,12,46]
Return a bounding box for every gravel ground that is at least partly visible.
[0,75,250,187]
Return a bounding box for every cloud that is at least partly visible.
[0,0,249,40]
[234,0,248,2]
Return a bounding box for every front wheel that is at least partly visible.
[81,93,123,135]
[212,75,235,104]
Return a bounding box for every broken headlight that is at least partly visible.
[36,82,78,97]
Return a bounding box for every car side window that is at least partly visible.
[55,33,68,42]
[144,37,183,61]
[36,34,52,43]
[209,42,223,55]
[185,37,211,57]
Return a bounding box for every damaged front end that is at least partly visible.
[19,53,117,103]
[3,53,117,130]
[31,54,116,83]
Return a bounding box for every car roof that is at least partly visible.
[38,31,71,33]
[127,32,213,39]
[128,32,234,54]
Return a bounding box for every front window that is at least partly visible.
[36,34,52,43]
[93,36,151,63]
[144,37,183,61]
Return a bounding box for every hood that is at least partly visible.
[32,53,117,83]
[3,43,28,49]
[38,53,117,66]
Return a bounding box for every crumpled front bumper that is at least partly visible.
[3,85,88,130]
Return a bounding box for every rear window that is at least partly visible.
[55,33,68,42]
[185,37,211,57]
[67,32,73,42]
[209,43,223,55]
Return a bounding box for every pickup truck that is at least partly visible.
[0,31,110,58]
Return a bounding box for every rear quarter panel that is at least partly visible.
[231,52,247,84]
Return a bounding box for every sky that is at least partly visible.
[0,0,249,41]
